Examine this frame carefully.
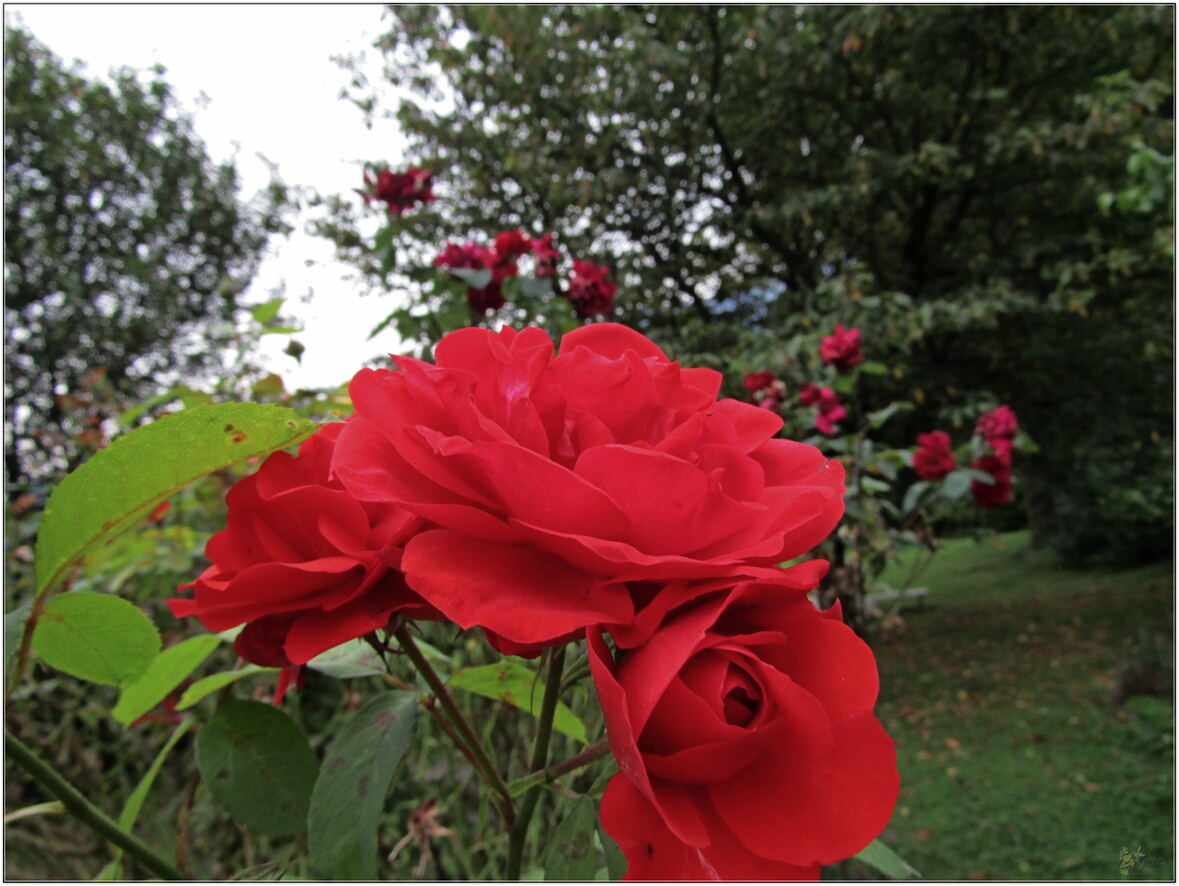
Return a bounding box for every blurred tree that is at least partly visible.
[4,25,294,489]
[323,5,1173,564]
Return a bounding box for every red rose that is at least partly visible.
[970,453,1012,508]
[433,241,490,273]
[742,371,775,394]
[566,259,618,318]
[800,385,845,435]
[334,324,846,651]
[492,228,533,263]
[912,430,957,481]
[169,422,437,679]
[974,404,1018,444]
[590,579,898,879]
[819,324,864,372]
[359,167,435,213]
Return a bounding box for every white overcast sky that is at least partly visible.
[6,4,413,390]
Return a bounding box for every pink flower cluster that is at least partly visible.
[357,167,435,214]
[566,259,618,319]
[819,324,864,372]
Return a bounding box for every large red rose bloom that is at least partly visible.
[590,579,898,879]
[169,422,436,670]
[333,324,846,650]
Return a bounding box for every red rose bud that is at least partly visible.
[169,421,440,680]
[565,259,617,318]
[970,453,1013,508]
[975,405,1019,457]
[590,579,898,879]
[334,324,846,653]
[492,228,533,262]
[819,324,865,372]
[912,430,957,481]
[812,387,846,435]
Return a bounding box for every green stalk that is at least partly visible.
[505,644,567,879]
[5,730,186,880]
[392,622,514,823]
[506,738,612,798]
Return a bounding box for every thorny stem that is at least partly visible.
[392,622,515,825]
[5,730,186,880]
[509,738,612,796]
[505,644,567,880]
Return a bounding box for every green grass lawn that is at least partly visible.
[861,531,1174,880]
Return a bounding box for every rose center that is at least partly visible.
[722,684,759,727]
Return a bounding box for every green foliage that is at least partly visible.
[449,660,588,745]
[326,4,1173,566]
[541,796,598,880]
[111,635,220,725]
[854,836,922,880]
[195,700,321,838]
[307,691,420,879]
[31,591,159,686]
[3,24,295,487]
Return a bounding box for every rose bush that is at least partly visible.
[333,323,846,652]
[970,453,1013,509]
[590,578,898,879]
[169,422,437,697]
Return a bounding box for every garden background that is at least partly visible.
[4,5,1174,881]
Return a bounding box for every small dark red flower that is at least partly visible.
[565,259,617,318]
[819,324,864,372]
[912,430,957,481]
[532,232,561,278]
[743,371,776,394]
[359,167,435,214]
[975,405,1018,459]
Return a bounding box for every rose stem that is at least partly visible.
[392,621,515,824]
[505,644,567,880]
[5,730,186,880]
[509,738,612,795]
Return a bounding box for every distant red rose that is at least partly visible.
[334,324,846,652]
[591,579,898,879]
[566,259,617,318]
[912,430,957,481]
[433,242,506,314]
[169,422,437,697]
[743,371,775,394]
[466,282,506,314]
[819,324,864,372]
[975,404,1018,442]
[493,228,533,263]
[359,167,435,214]
[433,241,490,273]
[970,454,1012,508]
[800,385,846,435]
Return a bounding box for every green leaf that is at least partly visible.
[941,467,993,500]
[448,267,493,290]
[112,635,221,725]
[599,825,628,881]
[867,401,914,429]
[902,480,931,515]
[519,276,554,299]
[33,404,318,606]
[195,700,320,836]
[859,361,890,375]
[542,796,597,880]
[249,298,284,325]
[308,692,420,879]
[176,665,278,711]
[448,661,587,744]
[305,638,388,679]
[853,837,921,879]
[31,592,160,687]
